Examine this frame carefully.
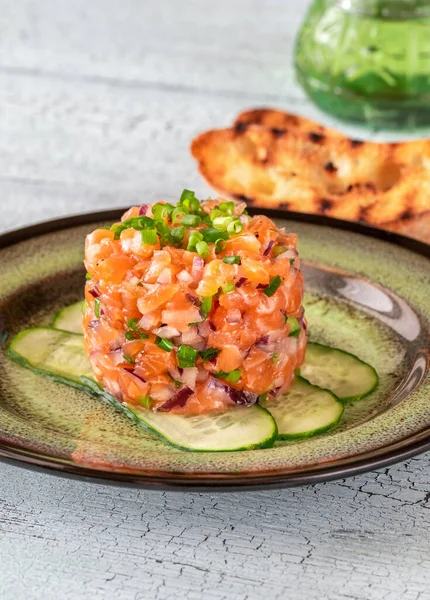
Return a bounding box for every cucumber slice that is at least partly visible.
[52,300,85,334]
[8,328,94,391]
[262,377,343,440]
[300,342,378,402]
[8,328,277,452]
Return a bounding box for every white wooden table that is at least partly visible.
[1,2,429,598]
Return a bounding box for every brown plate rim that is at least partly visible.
[0,207,429,490]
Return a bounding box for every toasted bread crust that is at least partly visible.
[191,109,430,240]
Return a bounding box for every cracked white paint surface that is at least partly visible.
[1,0,430,598]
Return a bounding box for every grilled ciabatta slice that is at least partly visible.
[191,109,430,240]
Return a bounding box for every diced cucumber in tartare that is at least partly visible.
[300,342,378,402]
[262,377,344,439]
[52,300,85,334]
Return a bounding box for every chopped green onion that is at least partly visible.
[200,347,220,362]
[227,220,243,235]
[171,226,186,243]
[210,209,223,220]
[287,317,301,337]
[272,245,287,258]
[201,228,229,243]
[82,301,88,313]
[181,214,201,227]
[201,296,213,316]
[138,395,152,408]
[186,231,204,251]
[125,330,148,341]
[258,392,268,402]
[156,337,174,352]
[172,206,189,224]
[222,282,236,294]
[219,201,235,215]
[212,216,233,231]
[263,275,282,297]
[94,298,101,318]
[127,318,139,329]
[214,238,226,253]
[196,241,210,259]
[290,258,295,265]
[177,344,199,368]
[168,374,182,388]
[155,220,172,245]
[271,353,279,362]
[152,203,175,219]
[112,216,155,239]
[85,273,92,280]
[214,369,241,383]
[222,256,241,265]
[141,229,158,245]
[180,189,196,204]
[123,354,135,364]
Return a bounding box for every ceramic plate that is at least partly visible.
[0,209,429,490]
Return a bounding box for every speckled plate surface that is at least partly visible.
[0,209,429,490]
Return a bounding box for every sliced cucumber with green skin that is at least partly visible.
[8,328,94,391]
[300,342,378,402]
[262,377,344,440]
[52,300,85,334]
[8,328,277,452]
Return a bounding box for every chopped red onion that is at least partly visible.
[181,326,200,346]
[177,270,193,285]
[208,377,257,406]
[198,320,215,338]
[185,293,201,306]
[154,325,180,339]
[236,277,247,288]
[157,387,194,412]
[181,367,198,390]
[88,319,99,329]
[157,268,172,284]
[191,257,204,283]
[89,287,100,298]
[138,204,149,216]
[263,239,275,256]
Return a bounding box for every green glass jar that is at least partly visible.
[295,0,430,128]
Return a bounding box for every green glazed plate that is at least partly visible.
[0,208,429,490]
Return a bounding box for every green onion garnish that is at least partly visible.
[125,330,148,341]
[263,275,282,297]
[156,337,174,352]
[201,228,229,243]
[272,245,287,258]
[227,220,243,235]
[94,298,101,318]
[214,369,241,383]
[222,256,241,265]
[219,201,235,215]
[181,214,201,227]
[200,347,220,362]
[112,216,155,240]
[177,344,199,368]
[271,353,279,362]
[290,258,295,265]
[222,282,235,294]
[171,225,186,243]
[214,239,226,253]
[127,318,139,329]
[180,189,196,204]
[258,392,268,402]
[172,206,189,224]
[196,241,210,259]
[85,273,92,280]
[138,395,152,408]
[287,317,301,337]
[168,374,182,388]
[212,216,233,231]
[201,296,213,316]
[123,354,135,364]
[187,231,204,251]
[141,229,158,245]
[152,203,174,219]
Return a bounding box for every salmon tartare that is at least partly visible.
[83,191,306,415]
